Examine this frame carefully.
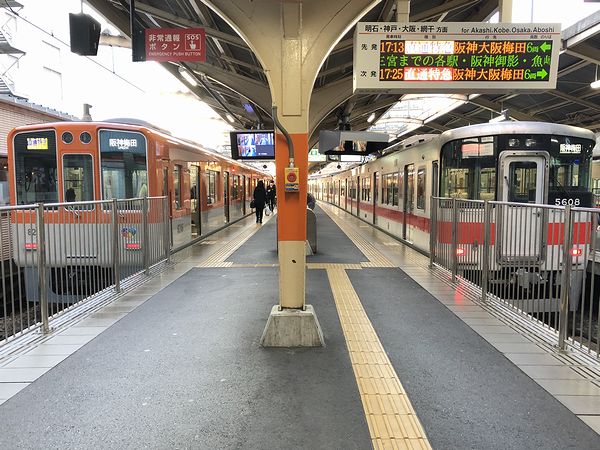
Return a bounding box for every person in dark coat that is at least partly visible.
[266,181,276,211]
[253,180,267,223]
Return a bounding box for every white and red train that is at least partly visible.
[310,121,597,286]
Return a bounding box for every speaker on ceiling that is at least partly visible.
[69,13,101,56]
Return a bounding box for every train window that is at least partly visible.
[441,138,496,200]
[508,162,537,204]
[173,165,182,209]
[99,130,147,200]
[361,176,371,202]
[392,173,398,206]
[232,175,239,199]
[63,154,94,204]
[13,130,59,204]
[416,167,426,210]
[206,170,217,205]
[479,168,496,200]
[405,165,415,212]
[382,174,389,204]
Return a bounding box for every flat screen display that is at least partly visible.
[230,130,275,160]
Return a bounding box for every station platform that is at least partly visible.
[1,203,600,449]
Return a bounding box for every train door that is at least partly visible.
[373,172,378,225]
[403,164,415,241]
[498,153,548,261]
[224,171,230,223]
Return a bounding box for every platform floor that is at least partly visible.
[1,203,600,449]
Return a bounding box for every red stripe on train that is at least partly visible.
[338,201,592,246]
[436,221,591,245]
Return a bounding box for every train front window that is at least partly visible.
[63,154,94,203]
[507,162,537,203]
[13,130,58,205]
[98,130,147,200]
[440,137,496,200]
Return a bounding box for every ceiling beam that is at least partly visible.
[134,1,248,49]
[412,0,479,21]
[468,97,539,121]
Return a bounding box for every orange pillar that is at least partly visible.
[276,132,308,309]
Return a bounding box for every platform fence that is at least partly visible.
[0,197,170,345]
[430,197,600,359]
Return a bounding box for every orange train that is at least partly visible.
[8,119,271,246]
[7,120,271,300]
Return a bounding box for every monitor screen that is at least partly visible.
[230,130,275,160]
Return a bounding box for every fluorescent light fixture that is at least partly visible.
[367,112,376,123]
[178,67,198,86]
[226,114,235,123]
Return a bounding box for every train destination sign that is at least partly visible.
[354,22,561,94]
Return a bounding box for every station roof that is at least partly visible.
[87,0,600,150]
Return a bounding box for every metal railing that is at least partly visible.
[430,197,600,359]
[0,197,170,345]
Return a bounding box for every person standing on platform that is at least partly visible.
[253,180,267,224]
[266,180,276,211]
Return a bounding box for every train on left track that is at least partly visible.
[6,119,271,300]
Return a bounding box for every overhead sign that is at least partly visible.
[308,148,327,162]
[145,28,205,62]
[354,23,561,94]
[318,130,389,155]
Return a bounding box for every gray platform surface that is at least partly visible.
[0,268,370,450]
[228,206,367,264]
[348,268,600,450]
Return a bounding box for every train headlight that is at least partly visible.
[456,247,465,256]
[508,138,519,147]
[525,138,537,147]
[570,247,582,257]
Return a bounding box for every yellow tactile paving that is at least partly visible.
[197,209,431,448]
[326,266,432,450]
[196,226,258,267]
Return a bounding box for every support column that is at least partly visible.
[396,0,410,22]
[499,0,513,22]
[260,2,323,347]
[204,0,378,347]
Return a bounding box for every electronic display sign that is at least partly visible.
[354,23,561,94]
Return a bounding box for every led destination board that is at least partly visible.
[354,23,561,94]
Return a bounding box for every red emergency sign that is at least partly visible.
[145,28,205,62]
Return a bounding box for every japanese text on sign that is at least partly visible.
[145,28,205,62]
[354,22,561,94]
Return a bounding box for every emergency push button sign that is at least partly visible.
[284,168,300,192]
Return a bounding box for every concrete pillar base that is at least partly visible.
[260,304,325,347]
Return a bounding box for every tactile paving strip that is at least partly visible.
[326,266,432,450]
[196,226,257,267]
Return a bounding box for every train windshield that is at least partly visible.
[13,130,59,205]
[440,136,496,200]
[441,133,595,203]
[98,130,148,200]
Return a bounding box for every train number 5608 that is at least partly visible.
[554,198,581,206]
